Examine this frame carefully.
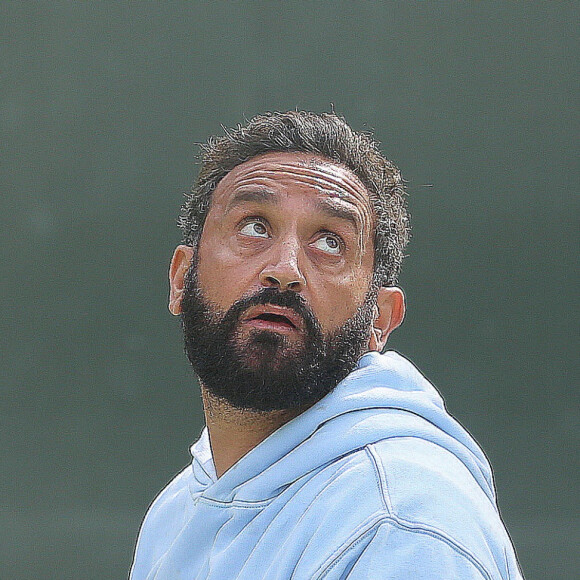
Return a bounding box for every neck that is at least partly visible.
[201,386,310,478]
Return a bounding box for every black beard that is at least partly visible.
[180,266,376,412]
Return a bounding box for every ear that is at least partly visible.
[368,287,406,352]
[168,245,195,315]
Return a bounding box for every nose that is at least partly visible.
[259,239,306,292]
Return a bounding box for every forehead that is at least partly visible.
[212,151,373,214]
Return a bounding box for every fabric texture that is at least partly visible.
[130,351,523,579]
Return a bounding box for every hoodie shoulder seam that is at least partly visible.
[364,445,393,514]
[315,516,493,580]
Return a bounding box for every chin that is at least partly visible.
[237,329,304,362]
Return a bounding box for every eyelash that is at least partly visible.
[239,216,269,231]
[315,231,344,252]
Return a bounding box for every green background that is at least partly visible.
[2,2,578,578]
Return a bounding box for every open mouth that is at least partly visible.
[251,313,296,329]
[242,305,304,332]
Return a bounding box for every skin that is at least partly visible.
[168,151,405,477]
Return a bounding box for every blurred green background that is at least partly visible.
[2,2,578,578]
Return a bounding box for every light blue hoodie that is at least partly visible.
[130,351,523,579]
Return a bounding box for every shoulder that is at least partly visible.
[302,436,495,527]
[358,437,519,579]
[367,437,499,532]
[290,442,515,579]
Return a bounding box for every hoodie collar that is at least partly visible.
[189,351,493,504]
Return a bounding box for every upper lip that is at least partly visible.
[241,304,304,331]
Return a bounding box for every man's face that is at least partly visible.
[175,151,384,411]
[196,151,376,336]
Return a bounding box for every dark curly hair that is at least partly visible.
[178,111,410,286]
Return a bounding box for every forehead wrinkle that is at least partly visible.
[216,154,374,244]
[227,154,368,201]
[267,161,366,202]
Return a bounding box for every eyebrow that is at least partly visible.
[315,198,362,236]
[225,187,279,212]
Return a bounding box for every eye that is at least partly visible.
[239,219,269,238]
[312,234,342,255]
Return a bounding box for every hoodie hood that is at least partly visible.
[189,351,495,505]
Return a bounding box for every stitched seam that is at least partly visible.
[248,464,347,580]
[315,516,493,580]
[197,497,273,509]
[365,445,393,513]
[367,435,499,515]
[365,439,493,579]
[287,457,374,578]
[387,517,492,580]
[318,525,381,579]
[312,514,392,579]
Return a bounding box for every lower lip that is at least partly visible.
[243,318,299,333]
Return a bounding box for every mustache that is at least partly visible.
[223,288,321,336]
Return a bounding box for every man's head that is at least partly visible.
[169,112,409,412]
[178,111,409,287]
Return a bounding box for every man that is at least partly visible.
[130,111,523,579]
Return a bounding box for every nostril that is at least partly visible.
[260,272,304,290]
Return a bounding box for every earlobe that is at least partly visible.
[168,245,195,315]
[368,287,406,352]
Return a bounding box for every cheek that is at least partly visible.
[304,252,374,329]
[196,232,258,308]
[311,283,369,332]
[195,234,232,302]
